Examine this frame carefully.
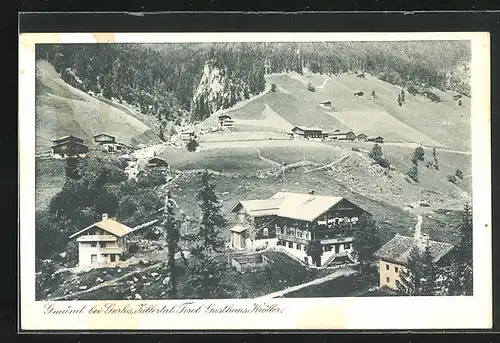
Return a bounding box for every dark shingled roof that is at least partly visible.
[373,234,455,265]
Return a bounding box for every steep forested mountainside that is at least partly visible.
[36,41,470,126]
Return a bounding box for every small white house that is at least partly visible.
[69,214,134,268]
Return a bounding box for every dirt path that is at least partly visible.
[305,152,351,173]
[256,149,281,166]
[413,215,423,238]
[254,267,356,300]
[49,262,165,301]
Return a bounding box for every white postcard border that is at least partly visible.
[19,32,491,331]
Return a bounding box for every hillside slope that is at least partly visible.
[35,61,159,152]
[214,71,470,151]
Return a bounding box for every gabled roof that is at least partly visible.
[218,114,232,119]
[232,192,362,222]
[93,133,115,139]
[373,234,455,265]
[292,126,323,132]
[230,198,285,217]
[230,225,248,233]
[69,218,134,239]
[53,135,84,144]
[329,131,355,135]
[271,192,345,222]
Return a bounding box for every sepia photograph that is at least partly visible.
[19,31,491,331]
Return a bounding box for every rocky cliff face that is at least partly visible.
[190,61,250,121]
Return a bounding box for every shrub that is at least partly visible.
[307,82,315,92]
[414,146,425,162]
[186,139,199,152]
[128,243,140,254]
[448,175,458,184]
[378,157,391,169]
[455,169,464,180]
[271,83,277,92]
[369,144,383,161]
[407,164,419,182]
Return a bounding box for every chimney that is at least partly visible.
[102,213,109,221]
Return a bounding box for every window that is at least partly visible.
[100,242,107,248]
[288,242,293,248]
[263,228,269,237]
[344,243,350,250]
[324,245,332,252]
[276,227,281,235]
[91,242,97,247]
[110,254,116,262]
[91,254,97,264]
[386,277,390,284]
[385,264,390,270]
[297,244,302,251]
[395,267,399,273]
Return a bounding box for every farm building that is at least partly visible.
[51,135,89,159]
[373,233,455,290]
[453,94,463,100]
[291,126,323,140]
[319,101,332,108]
[93,133,116,145]
[100,142,134,154]
[328,131,356,141]
[147,157,169,168]
[356,133,368,141]
[218,115,235,129]
[69,213,134,268]
[180,130,196,141]
[354,91,364,97]
[229,191,370,267]
[356,73,366,78]
[367,136,384,143]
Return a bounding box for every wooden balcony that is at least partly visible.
[76,235,117,242]
[98,246,123,254]
[276,233,310,245]
[320,236,354,245]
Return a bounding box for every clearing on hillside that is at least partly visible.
[35,60,158,152]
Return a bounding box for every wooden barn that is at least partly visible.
[367,136,384,143]
[51,135,89,159]
[329,131,356,141]
[291,126,323,140]
[218,115,235,129]
[356,133,368,141]
[147,157,169,168]
[93,133,116,145]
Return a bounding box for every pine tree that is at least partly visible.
[401,89,406,103]
[65,157,81,181]
[369,144,383,162]
[397,93,403,106]
[186,171,229,298]
[420,244,438,295]
[407,164,419,182]
[195,170,227,253]
[397,244,423,295]
[306,239,323,267]
[162,190,181,298]
[159,124,165,142]
[432,147,439,170]
[414,146,425,162]
[457,203,473,264]
[352,213,380,268]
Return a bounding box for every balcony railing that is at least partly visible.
[76,235,117,242]
[276,233,310,245]
[320,237,354,245]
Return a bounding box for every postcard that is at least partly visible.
[19,31,491,331]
